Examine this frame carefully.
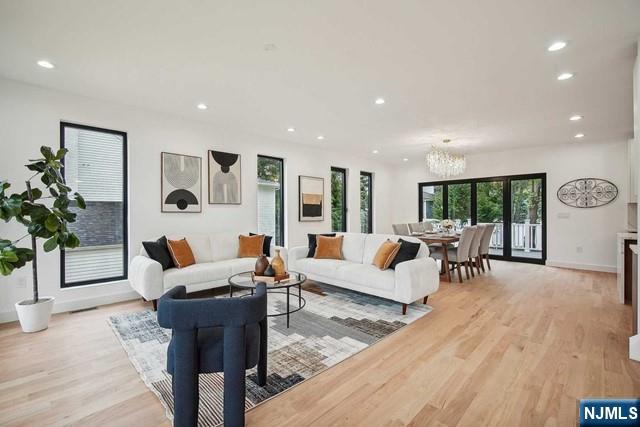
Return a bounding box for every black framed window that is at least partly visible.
[447,182,471,227]
[60,122,128,287]
[476,180,504,256]
[331,167,347,232]
[418,173,546,264]
[420,184,444,221]
[360,171,373,233]
[257,155,285,246]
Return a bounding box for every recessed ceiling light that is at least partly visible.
[557,72,574,81]
[287,127,295,132]
[317,135,324,140]
[569,115,583,121]
[372,150,379,154]
[402,158,408,162]
[196,103,208,110]
[37,60,54,69]
[574,133,585,138]
[375,98,385,105]
[547,41,567,52]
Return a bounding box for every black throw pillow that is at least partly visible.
[307,233,336,257]
[250,233,273,255]
[389,238,421,270]
[142,236,175,271]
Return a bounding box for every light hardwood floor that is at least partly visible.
[1,261,639,426]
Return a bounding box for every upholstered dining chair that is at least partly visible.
[468,224,486,276]
[158,284,268,427]
[392,223,411,236]
[431,226,477,282]
[408,222,425,234]
[479,223,496,270]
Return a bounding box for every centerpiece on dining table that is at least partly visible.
[253,249,290,284]
[441,219,455,235]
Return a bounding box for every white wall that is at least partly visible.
[0,76,631,322]
[392,142,628,272]
[634,37,639,139]
[0,78,395,320]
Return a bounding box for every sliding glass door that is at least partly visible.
[476,180,504,256]
[418,173,546,263]
[420,185,444,221]
[510,177,544,261]
[447,183,471,228]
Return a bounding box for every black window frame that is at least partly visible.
[257,154,285,246]
[418,173,546,264]
[60,122,128,288]
[360,171,373,233]
[331,167,348,232]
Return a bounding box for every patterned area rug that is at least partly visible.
[108,282,431,426]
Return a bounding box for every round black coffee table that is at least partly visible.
[228,271,307,328]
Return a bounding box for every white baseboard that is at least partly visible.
[0,290,140,324]
[545,260,616,273]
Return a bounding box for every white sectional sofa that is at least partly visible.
[128,232,286,305]
[289,232,439,313]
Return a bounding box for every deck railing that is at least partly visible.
[486,222,542,252]
[423,219,543,253]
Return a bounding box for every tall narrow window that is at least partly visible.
[360,171,373,233]
[331,167,347,232]
[257,155,285,246]
[61,122,127,287]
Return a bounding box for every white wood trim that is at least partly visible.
[545,260,616,273]
[0,289,139,324]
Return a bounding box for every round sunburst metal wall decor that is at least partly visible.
[556,178,618,208]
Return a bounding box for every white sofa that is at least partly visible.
[289,232,439,313]
[128,232,286,305]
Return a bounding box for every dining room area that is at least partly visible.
[393,221,495,283]
[392,172,547,283]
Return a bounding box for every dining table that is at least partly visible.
[414,233,460,282]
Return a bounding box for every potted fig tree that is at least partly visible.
[0,146,85,332]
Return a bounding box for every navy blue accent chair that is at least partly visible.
[157,284,268,427]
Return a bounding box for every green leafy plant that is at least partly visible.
[0,146,85,304]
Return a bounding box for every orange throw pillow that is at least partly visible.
[167,238,196,269]
[238,234,265,258]
[314,235,344,260]
[372,239,401,270]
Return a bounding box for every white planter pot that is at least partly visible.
[15,297,55,333]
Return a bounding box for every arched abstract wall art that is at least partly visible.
[208,150,241,204]
[161,152,202,212]
[556,178,618,208]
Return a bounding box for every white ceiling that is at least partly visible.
[1,0,639,163]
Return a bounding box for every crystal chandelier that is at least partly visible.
[426,141,466,178]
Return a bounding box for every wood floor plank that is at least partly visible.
[0,261,638,426]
